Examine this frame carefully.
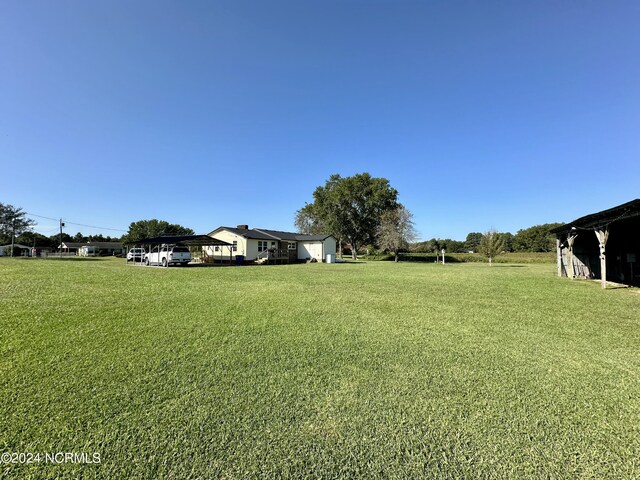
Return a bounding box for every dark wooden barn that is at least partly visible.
[552,199,640,288]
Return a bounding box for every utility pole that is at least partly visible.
[59,219,64,256]
[10,217,15,257]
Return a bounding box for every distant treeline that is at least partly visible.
[363,252,555,264]
[409,223,564,254]
[5,232,121,248]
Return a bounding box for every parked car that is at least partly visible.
[144,245,191,267]
[127,248,146,262]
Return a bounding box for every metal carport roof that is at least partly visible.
[129,235,232,247]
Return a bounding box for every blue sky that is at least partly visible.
[1,1,639,240]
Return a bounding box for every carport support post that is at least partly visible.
[556,239,562,277]
[566,234,577,279]
[595,229,609,289]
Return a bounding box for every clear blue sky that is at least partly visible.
[1,1,639,240]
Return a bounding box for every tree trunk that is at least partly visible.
[489,256,492,266]
[338,238,343,259]
[351,241,357,260]
[394,252,399,262]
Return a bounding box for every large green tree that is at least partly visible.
[0,203,36,255]
[121,220,194,245]
[300,173,399,260]
[513,223,564,252]
[464,232,483,252]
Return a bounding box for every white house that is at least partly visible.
[206,225,336,263]
[59,241,124,256]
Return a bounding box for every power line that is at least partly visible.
[25,212,58,222]
[63,221,126,233]
[25,212,127,233]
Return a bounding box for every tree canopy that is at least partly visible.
[0,203,36,253]
[513,223,564,252]
[478,229,505,265]
[294,203,327,235]
[376,205,417,262]
[298,173,399,259]
[464,232,483,252]
[121,219,194,245]
[16,232,57,249]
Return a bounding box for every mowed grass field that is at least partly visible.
[1,258,639,479]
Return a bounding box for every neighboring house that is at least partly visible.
[59,242,83,254]
[552,199,640,287]
[59,241,125,256]
[206,225,336,263]
[84,241,125,256]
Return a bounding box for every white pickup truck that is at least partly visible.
[144,245,191,267]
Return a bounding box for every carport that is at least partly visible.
[128,235,234,267]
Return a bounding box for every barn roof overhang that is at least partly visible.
[551,199,640,236]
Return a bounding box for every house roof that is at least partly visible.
[86,241,123,248]
[254,229,299,241]
[208,227,280,240]
[210,226,333,242]
[255,228,332,242]
[1,244,31,249]
[60,242,84,249]
[295,234,333,242]
[551,199,640,235]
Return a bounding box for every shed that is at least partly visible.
[0,244,31,256]
[552,199,640,288]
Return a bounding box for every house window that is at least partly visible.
[214,246,219,252]
[257,241,267,252]
[271,241,276,248]
[232,241,237,252]
[288,242,296,250]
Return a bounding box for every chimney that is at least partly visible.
[237,224,249,230]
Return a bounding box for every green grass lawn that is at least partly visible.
[1,258,639,479]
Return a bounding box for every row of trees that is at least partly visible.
[461,223,563,253]
[410,225,561,255]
